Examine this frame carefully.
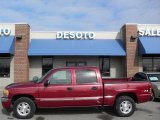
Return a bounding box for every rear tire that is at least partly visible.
[114,96,135,117]
[13,97,36,119]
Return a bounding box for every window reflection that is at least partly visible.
[0,58,10,77]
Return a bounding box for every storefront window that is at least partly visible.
[99,57,110,77]
[42,57,53,75]
[143,57,160,72]
[66,62,87,67]
[0,58,10,77]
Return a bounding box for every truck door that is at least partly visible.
[73,69,103,106]
[38,69,74,108]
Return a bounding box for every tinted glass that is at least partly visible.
[42,57,53,75]
[153,58,160,72]
[76,70,97,84]
[0,58,10,77]
[143,57,160,72]
[147,74,160,82]
[49,70,71,84]
[99,57,110,77]
[143,58,152,72]
[66,62,86,67]
[133,73,147,81]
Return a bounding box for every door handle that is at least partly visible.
[67,87,73,91]
[91,87,98,90]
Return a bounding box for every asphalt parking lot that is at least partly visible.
[0,93,159,120]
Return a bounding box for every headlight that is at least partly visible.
[3,89,9,97]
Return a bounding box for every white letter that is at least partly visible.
[56,32,63,39]
[76,32,83,39]
[157,29,160,36]
[0,28,2,36]
[88,32,95,39]
[151,29,156,36]
[63,32,69,39]
[145,29,151,36]
[82,32,88,39]
[69,32,75,39]
[3,28,11,36]
[139,29,145,36]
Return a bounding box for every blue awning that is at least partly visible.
[0,36,15,54]
[139,37,160,54]
[28,39,126,56]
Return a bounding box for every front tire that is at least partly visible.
[114,96,135,117]
[13,97,36,119]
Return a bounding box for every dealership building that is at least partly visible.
[0,23,160,87]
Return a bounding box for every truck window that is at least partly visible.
[147,74,160,82]
[48,70,71,84]
[75,70,98,84]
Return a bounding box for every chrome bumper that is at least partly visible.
[1,97,9,102]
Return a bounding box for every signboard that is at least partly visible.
[0,28,11,36]
[139,29,160,36]
[56,32,95,40]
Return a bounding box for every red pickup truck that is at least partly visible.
[1,67,152,119]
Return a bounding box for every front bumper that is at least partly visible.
[1,97,11,109]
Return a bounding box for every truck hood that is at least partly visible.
[6,81,36,89]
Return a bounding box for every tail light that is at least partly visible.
[148,87,152,93]
[148,83,152,94]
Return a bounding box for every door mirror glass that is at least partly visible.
[32,76,39,82]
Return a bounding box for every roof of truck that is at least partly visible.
[52,66,99,70]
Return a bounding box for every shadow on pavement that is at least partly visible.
[35,106,115,120]
[1,108,10,116]
[1,108,14,119]
[153,99,160,102]
[97,106,114,120]
[136,107,153,114]
[35,116,45,120]
[35,107,101,115]
[97,114,113,120]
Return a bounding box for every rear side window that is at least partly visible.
[75,70,98,84]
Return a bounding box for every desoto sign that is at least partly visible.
[0,28,11,36]
[56,32,95,39]
[139,29,160,36]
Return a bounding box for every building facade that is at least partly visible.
[0,23,160,88]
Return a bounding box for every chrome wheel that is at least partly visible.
[17,102,31,116]
[120,101,132,114]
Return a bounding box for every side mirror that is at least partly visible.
[32,76,39,82]
[44,80,50,87]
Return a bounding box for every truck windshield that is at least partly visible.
[147,74,160,82]
[36,70,52,83]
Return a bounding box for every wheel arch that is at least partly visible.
[115,92,138,103]
[11,94,36,105]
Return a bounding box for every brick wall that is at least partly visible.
[14,24,30,82]
[122,24,139,77]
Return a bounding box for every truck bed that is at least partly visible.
[102,77,132,84]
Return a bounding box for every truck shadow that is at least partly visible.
[36,107,103,115]
[35,107,114,120]
[1,107,115,120]
[1,108,14,119]
[153,99,160,102]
